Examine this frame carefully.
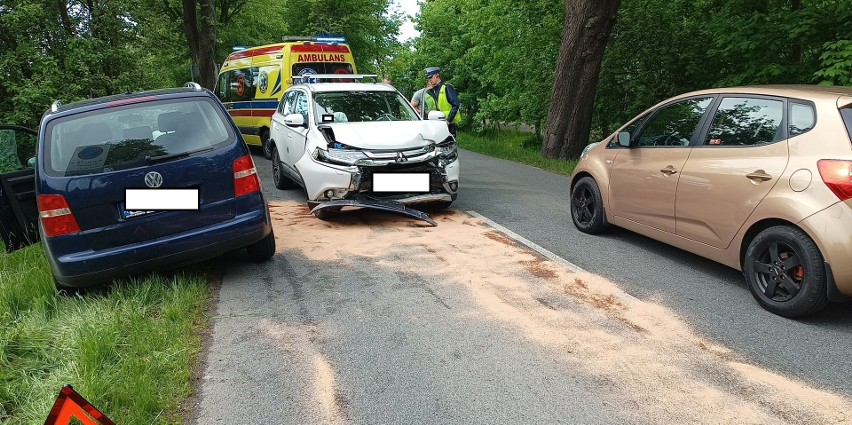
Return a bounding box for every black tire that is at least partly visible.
[246,231,275,262]
[260,129,273,160]
[743,226,829,317]
[272,145,295,190]
[571,176,607,234]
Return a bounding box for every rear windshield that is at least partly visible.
[44,98,234,177]
[842,108,852,142]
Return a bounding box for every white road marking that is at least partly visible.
[466,210,586,273]
[466,210,641,303]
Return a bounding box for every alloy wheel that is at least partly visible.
[750,240,804,302]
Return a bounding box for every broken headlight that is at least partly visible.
[435,136,457,162]
[315,144,367,166]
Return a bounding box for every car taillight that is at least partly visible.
[233,155,261,197]
[817,159,852,201]
[37,194,81,237]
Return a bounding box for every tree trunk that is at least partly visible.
[790,0,802,63]
[181,0,218,89]
[541,0,620,160]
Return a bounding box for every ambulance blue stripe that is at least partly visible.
[271,73,282,96]
[228,101,278,109]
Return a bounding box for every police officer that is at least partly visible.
[423,67,461,137]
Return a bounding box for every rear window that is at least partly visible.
[789,102,816,137]
[292,62,354,77]
[44,98,234,177]
[842,108,852,141]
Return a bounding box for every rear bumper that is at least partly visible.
[798,201,852,299]
[47,208,272,287]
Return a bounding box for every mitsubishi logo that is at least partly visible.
[395,151,408,163]
[144,171,163,188]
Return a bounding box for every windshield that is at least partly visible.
[44,98,234,177]
[313,91,420,123]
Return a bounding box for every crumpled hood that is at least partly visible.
[321,121,451,150]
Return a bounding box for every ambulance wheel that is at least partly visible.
[261,129,273,160]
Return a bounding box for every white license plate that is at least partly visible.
[372,173,429,192]
[125,189,199,211]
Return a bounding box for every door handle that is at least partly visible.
[660,166,678,175]
[746,171,772,182]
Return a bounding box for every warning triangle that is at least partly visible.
[44,385,115,425]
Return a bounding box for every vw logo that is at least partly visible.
[144,171,163,188]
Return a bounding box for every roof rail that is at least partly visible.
[291,74,378,85]
[50,101,62,112]
[185,82,203,91]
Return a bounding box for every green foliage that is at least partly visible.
[399,0,851,151]
[389,0,562,134]
[590,0,852,140]
[457,130,577,176]
[816,40,852,86]
[0,244,210,424]
[0,0,170,128]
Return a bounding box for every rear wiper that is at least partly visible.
[146,147,216,164]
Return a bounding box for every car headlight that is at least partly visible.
[316,147,368,165]
[580,142,601,160]
[435,136,457,159]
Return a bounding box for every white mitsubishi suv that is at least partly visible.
[268,75,460,224]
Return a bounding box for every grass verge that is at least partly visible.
[457,130,578,176]
[0,244,211,424]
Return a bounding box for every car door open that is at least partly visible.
[0,125,38,253]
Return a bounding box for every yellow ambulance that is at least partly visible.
[213,36,358,158]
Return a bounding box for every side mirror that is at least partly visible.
[284,113,306,127]
[27,157,36,168]
[427,110,446,121]
[617,131,631,147]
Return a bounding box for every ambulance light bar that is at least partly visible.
[282,36,313,42]
[313,36,347,44]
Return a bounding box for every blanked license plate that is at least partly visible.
[125,188,199,211]
[372,173,429,192]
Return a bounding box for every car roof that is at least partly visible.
[679,85,852,102]
[47,87,210,116]
[293,83,398,94]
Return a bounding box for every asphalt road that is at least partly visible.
[449,149,852,396]
[192,148,852,423]
[255,148,852,396]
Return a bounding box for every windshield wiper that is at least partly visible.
[145,146,216,164]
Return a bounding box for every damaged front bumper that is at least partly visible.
[297,143,460,205]
[307,196,439,226]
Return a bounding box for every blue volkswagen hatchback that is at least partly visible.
[35,84,275,289]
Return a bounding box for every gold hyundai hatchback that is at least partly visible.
[570,85,852,317]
